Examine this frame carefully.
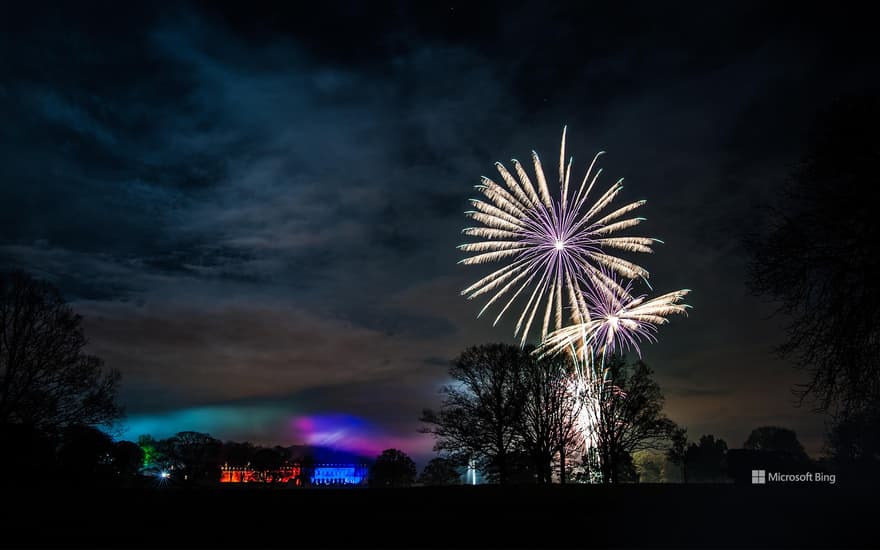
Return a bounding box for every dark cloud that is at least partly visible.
[670,387,732,398]
[3,1,878,456]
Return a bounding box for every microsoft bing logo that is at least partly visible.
[751,470,766,484]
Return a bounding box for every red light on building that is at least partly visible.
[220,464,302,484]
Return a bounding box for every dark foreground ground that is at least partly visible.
[3,484,876,549]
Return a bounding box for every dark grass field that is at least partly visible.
[4,484,875,549]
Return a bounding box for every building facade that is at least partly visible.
[220,463,367,486]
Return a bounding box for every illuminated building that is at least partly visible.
[219,463,367,485]
[220,464,301,484]
[310,464,368,485]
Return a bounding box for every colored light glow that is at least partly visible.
[290,413,434,459]
[121,404,292,442]
[120,406,434,463]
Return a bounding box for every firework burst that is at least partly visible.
[538,273,691,360]
[457,126,692,481]
[458,127,657,345]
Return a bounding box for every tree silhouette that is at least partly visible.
[748,96,880,414]
[165,431,222,483]
[137,434,169,470]
[220,440,255,467]
[251,447,284,482]
[684,434,728,482]
[743,426,809,461]
[298,454,316,487]
[633,450,664,482]
[420,343,529,484]
[0,270,122,432]
[726,426,814,483]
[418,457,462,486]
[826,404,880,484]
[666,426,689,483]
[592,356,677,483]
[56,424,115,482]
[517,350,579,483]
[112,440,145,480]
[368,448,416,487]
[0,422,55,484]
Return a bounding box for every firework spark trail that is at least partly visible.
[567,349,608,465]
[458,127,657,346]
[538,270,689,469]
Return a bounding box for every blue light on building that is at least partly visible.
[310,464,368,485]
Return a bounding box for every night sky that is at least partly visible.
[2,1,877,465]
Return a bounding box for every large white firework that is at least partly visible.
[458,127,658,345]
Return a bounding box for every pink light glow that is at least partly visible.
[289,413,434,459]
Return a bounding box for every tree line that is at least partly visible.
[419,343,835,485]
[1,270,125,486]
[420,343,680,484]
